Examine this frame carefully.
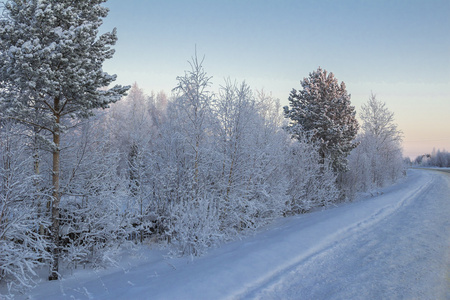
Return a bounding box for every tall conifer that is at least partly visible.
[0,0,129,280]
[284,68,359,173]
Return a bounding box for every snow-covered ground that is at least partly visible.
[14,169,450,299]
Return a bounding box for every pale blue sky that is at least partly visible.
[101,0,450,158]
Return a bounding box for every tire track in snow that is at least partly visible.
[247,170,450,299]
[233,170,435,299]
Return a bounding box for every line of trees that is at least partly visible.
[0,60,406,296]
[0,0,406,296]
[0,59,340,294]
[413,149,450,168]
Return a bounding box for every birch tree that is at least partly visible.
[359,93,403,186]
[342,93,404,196]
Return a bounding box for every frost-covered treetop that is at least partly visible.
[360,93,402,144]
[0,0,128,122]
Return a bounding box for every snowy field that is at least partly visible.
[12,168,450,299]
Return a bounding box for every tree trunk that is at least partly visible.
[49,99,61,281]
[33,128,47,238]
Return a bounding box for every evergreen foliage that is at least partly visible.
[284,68,359,173]
[0,0,129,280]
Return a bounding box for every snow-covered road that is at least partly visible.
[21,169,450,299]
[249,169,450,299]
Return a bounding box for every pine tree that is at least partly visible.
[284,68,359,173]
[0,0,129,280]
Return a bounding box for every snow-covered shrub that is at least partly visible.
[168,195,222,257]
[58,117,130,269]
[284,136,339,214]
[0,122,51,295]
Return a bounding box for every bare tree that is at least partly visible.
[343,93,404,195]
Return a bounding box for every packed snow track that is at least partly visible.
[19,169,450,299]
[245,168,450,299]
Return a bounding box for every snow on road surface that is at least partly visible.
[19,169,450,299]
[249,169,450,300]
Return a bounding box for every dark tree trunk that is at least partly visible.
[49,98,61,281]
